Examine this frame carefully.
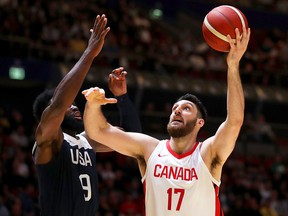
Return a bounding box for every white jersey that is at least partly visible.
[142,140,224,216]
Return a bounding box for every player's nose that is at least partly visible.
[70,105,79,112]
[174,107,181,116]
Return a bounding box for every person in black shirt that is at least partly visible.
[32,14,141,216]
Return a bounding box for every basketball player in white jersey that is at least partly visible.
[82,26,250,216]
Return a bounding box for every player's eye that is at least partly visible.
[184,107,190,111]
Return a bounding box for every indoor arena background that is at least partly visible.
[0,0,288,215]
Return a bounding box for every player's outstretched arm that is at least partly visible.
[34,15,110,163]
[202,26,251,177]
[82,87,157,159]
[43,15,110,126]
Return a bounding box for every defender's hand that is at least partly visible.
[108,67,128,96]
[87,14,110,58]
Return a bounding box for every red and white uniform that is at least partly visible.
[142,140,224,216]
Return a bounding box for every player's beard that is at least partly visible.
[167,118,197,138]
[61,115,84,134]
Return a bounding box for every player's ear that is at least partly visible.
[197,118,205,128]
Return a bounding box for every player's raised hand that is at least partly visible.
[88,14,110,58]
[108,67,128,96]
[226,26,251,67]
[82,87,117,106]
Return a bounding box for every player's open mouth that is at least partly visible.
[73,112,82,120]
[171,119,183,125]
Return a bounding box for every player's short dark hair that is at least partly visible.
[33,89,55,122]
[177,93,208,122]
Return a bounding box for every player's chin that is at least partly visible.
[167,123,182,132]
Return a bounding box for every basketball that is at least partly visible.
[202,5,249,52]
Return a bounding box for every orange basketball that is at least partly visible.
[202,5,249,52]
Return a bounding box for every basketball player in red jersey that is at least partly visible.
[82,26,250,216]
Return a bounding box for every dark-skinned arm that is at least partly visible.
[34,15,110,164]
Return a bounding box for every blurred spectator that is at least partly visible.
[0,195,9,216]
[10,124,29,148]
[260,197,279,216]
[240,113,276,144]
[119,193,141,216]
[254,114,276,144]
